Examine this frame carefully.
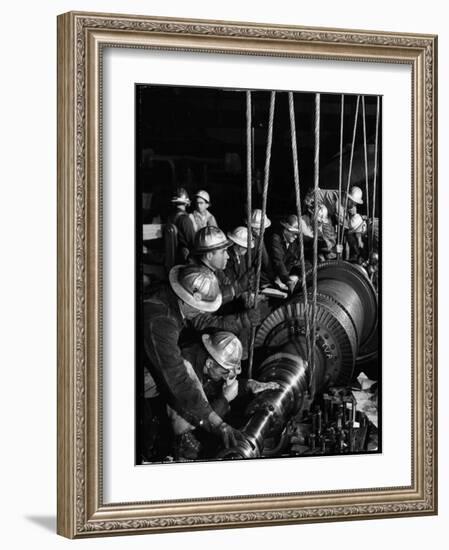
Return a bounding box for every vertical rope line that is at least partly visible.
[311,93,320,379]
[288,92,311,368]
[337,94,344,255]
[340,95,360,246]
[362,96,370,224]
[248,91,276,378]
[371,96,380,246]
[246,91,253,267]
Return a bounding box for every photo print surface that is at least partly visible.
[135,84,381,465]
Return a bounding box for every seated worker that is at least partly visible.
[248,209,276,287]
[224,226,256,304]
[304,185,364,229]
[166,187,196,262]
[170,331,280,460]
[143,264,265,460]
[267,214,305,293]
[347,212,367,262]
[190,190,218,232]
[302,204,337,261]
[191,225,251,305]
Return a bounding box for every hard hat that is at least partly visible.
[202,331,243,372]
[192,226,232,255]
[280,214,300,233]
[171,187,191,205]
[348,186,363,205]
[227,226,255,248]
[349,213,366,233]
[169,264,222,312]
[195,190,210,204]
[249,209,271,229]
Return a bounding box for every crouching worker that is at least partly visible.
[142,264,266,461]
[170,331,280,460]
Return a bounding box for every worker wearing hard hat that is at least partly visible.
[141,264,265,462]
[267,214,306,293]
[191,225,261,307]
[170,331,279,460]
[304,185,364,227]
[190,189,218,232]
[248,209,276,287]
[166,187,196,262]
[224,226,257,303]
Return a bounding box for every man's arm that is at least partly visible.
[144,315,215,426]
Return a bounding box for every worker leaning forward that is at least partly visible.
[142,264,265,461]
[170,331,279,460]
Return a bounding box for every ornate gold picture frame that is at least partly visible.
[57,11,437,538]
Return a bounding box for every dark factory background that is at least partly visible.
[135,84,382,232]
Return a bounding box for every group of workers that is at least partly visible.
[140,184,376,462]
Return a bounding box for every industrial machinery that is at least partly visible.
[218,260,378,459]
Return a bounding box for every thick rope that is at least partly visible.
[288,92,311,369]
[340,95,361,246]
[371,96,380,246]
[311,93,320,381]
[362,96,370,224]
[337,94,345,256]
[246,91,253,267]
[248,91,276,378]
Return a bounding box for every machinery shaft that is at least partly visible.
[218,260,378,459]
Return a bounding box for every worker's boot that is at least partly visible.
[173,431,201,461]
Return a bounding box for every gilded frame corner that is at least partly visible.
[57,10,438,539]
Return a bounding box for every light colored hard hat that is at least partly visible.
[192,226,232,255]
[202,331,243,372]
[280,214,300,233]
[349,213,366,233]
[348,186,363,205]
[171,187,190,205]
[195,190,210,204]
[227,226,255,248]
[169,264,222,312]
[249,209,271,229]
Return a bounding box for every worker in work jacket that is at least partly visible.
[248,209,276,287]
[170,331,279,460]
[143,264,263,448]
[166,187,196,262]
[267,215,304,291]
[189,189,218,232]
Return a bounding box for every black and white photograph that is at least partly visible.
[135,84,382,465]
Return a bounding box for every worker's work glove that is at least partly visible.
[274,276,288,292]
[206,412,242,448]
[247,379,281,394]
[215,422,242,449]
[222,377,239,402]
[287,275,299,294]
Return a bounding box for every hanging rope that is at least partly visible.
[246,91,253,266]
[311,93,320,382]
[288,91,312,370]
[337,94,345,256]
[248,91,276,378]
[340,95,361,247]
[371,96,380,247]
[362,96,370,225]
